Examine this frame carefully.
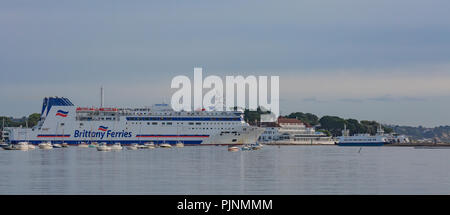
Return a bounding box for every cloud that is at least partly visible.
[280,63,450,101]
[338,98,364,103]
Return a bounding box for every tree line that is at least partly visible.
[244,109,393,137]
[0,113,41,128]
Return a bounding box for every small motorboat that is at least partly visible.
[136,144,147,149]
[144,142,155,149]
[52,143,62,148]
[241,145,252,151]
[251,143,263,150]
[97,142,111,151]
[61,143,69,148]
[89,142,98,148]
[39,142,53,150]
[228,146,239,152]
[110,142,123,151]
[15,142,30,151]
[126,144,138,150]
[28,144,36,150]
[0,142,8,149]
[3,144,15,150]
[78,142,89,148]
[159,143,172,148]
[175,141,184,148]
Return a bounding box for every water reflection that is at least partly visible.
[1,146,450,194]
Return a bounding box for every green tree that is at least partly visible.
[243,107,271,125]
[345,118,367,135]
[383,126,394,134]
[28,113,41,127]
[360,120,379,135]
[359,120,392,135]
[286,112,319,126]
[319,116,346,136]
[0,113,41,128]
[317,129,332,136]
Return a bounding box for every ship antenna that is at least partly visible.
[343,123,347,136]
[100,86,104,108]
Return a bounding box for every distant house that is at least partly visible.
[258,122,281,142]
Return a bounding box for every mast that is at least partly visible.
[138,122,142,145]
[2,118,4,141]
[342,123,349,136]
[100,86,104,108]
[55,122,58,143]
[377,123,384,136]
[1,118,4,142]
[25,117,28,142]
[343,123,346,136]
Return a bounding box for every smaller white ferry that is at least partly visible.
[337,125,387,146]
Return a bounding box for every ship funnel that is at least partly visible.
[41,97,74,117]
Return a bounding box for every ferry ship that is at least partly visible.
[336,124,387,146]
[5,97,264,146]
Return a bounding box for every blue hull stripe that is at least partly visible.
[37,134,71,138]
[337,142,384,146]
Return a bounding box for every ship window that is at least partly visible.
[167,122,172,125]
[152,122,157,125]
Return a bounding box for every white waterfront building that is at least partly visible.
[258,117,335,145]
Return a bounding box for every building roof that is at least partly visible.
[277,117,303,124]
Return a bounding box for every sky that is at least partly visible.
[1,0,450,127]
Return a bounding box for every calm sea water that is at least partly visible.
[1,145,450,194]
